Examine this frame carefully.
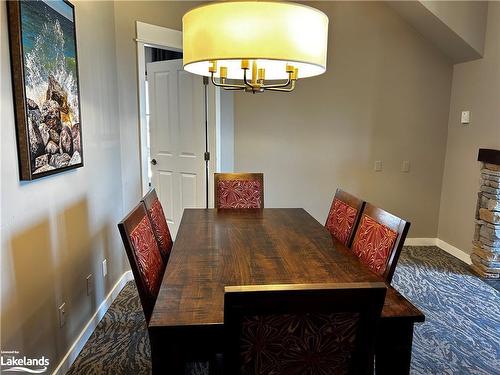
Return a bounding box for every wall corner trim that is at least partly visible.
[404,237,472,265]
[52,270,134,375]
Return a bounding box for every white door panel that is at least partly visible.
[147,59,207,238]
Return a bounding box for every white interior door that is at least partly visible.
[147,59,207,238]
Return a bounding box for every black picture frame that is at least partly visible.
[7,0,84,180]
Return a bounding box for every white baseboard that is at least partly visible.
[404,238,437,246]
[404,237,472,265]
[435,239,472,265]
[52,270,133,375]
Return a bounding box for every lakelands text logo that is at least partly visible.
[0,351,49,373]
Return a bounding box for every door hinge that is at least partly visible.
[204,152,210,161]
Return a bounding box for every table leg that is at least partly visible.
[149,326,223,375]
[150,328,184,374]
[375,320,415,375]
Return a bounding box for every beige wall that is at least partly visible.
[1,1,126,372]
[388,1,488,63]
[113,1,201,213]
[438,2,500,254]
[421,1,488,56]
[234,1,453,238]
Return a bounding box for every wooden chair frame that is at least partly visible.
[142,188,160,213]
[326,188,366,247]
[214,173,264,209]
[353,203,411,284]
[224,282,387,375]
[141,188,173,263]
[118,203,166,324]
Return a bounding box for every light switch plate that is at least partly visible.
[461,111,470,124]
[402,160,410,173]
[374,161,383,172]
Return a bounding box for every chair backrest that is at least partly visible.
[214,173,264,209]
[325,188,365,247]
[351,203,411,284]
[118,203,166,323]
[141,188,173,263]
[224,282,387,375]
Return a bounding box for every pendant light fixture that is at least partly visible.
[182,1,329,93]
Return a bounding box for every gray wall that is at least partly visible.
[388,1,488,62]
[234,1,453,237]
[218,89,235,172]
[421,1,488,56]
[438,2,500,253]
[1,1,125,372]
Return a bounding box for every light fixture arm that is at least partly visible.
[242,69,255,90]
[210,73,246,90]
[207,61,298,93]
[265,80,296,92]
[261,76,292,89]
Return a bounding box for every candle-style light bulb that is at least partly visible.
[220,66,228,78]
[252,61,258,84]
[209,60,217,73]
[258,68,265,83]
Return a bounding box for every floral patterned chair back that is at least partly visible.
[224,283,387,375]
[351,203,411,284]
[118,203,166,323]
[215,173,264,209]
[325,189,365,247]
[142,188,173,263]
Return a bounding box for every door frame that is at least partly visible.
[135,21,218,205]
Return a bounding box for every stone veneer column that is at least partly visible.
[471,149,500,278]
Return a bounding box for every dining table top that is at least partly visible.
[149,208,424,329]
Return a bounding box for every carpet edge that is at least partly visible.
[405,238,472,265]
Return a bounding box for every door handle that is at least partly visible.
[151,159,157,165]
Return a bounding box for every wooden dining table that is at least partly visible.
[149,208,424,374]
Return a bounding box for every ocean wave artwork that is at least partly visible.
[8,0,83,180]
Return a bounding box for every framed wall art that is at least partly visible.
[7,0,83,180]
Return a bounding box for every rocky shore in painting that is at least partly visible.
[27,75,81,174]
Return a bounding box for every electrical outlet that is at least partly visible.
[59,303,66,328]
[102,259,108,278]
[86,274,93,296]
[401,160,410,173]
[374,160,383,172]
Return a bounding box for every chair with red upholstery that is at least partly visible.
[118,203,166,323]
[119,206,210,373]
[224,282,387,375]
[141,188,173,264]
[351,203,411,284]
[325,188,365,247]
[214,173,264,209]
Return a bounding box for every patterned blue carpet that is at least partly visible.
[67,246,500,374]
[392,246,500,375]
